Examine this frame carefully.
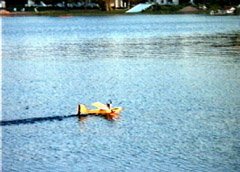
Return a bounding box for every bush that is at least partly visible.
[145,4,184,14]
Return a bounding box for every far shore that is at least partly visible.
[1,6,239,17]
[0,10,214,17]
[0,9,128,16]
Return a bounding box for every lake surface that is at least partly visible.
[2,15,240,172]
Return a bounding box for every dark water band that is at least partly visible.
[0,114,78,126]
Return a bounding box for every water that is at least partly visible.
[2,15,240,172]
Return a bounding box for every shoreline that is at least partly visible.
[1,8,239,17]
[1,9,127,17]
[0,10,214,17]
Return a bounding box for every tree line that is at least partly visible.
[5,0,240,10]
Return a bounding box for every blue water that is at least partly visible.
[2,15,240,172]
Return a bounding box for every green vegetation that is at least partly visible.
[4,0,240,16]
[143,3,240,15]
[143,5,185,14]
[34,9,127,16]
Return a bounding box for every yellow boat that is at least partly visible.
[77,102,123,120]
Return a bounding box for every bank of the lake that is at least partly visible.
[1,9,126,16]
[1,4,240,16]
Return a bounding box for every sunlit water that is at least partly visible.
[2,15,240,172]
